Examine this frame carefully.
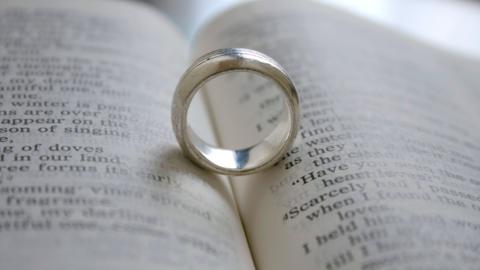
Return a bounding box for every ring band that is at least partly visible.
[171,48,300,175]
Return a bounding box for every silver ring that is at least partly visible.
[171,48,299,175]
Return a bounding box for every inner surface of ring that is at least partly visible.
[187,70,290,171]
[187,106,291,170]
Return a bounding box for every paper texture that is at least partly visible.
[194,1,480,269]
[0,1,254,269]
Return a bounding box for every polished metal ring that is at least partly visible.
[171,48,300,175]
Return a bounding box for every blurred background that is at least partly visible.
[141,0,480,59]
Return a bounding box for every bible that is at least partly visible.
[0,1,479,269]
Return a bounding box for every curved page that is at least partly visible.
[0,1,254,269]
[194,1,480,269]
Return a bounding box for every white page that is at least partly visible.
[0,1,254,269]
[194,1,480,269]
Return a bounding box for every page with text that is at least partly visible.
[195,1,480,269]
[0,1,254,269]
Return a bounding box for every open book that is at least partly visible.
[1,0,479,269]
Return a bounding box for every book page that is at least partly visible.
[0,1,254,269]
[194,1,480,269]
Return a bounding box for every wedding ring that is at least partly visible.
[171,48,299,175]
